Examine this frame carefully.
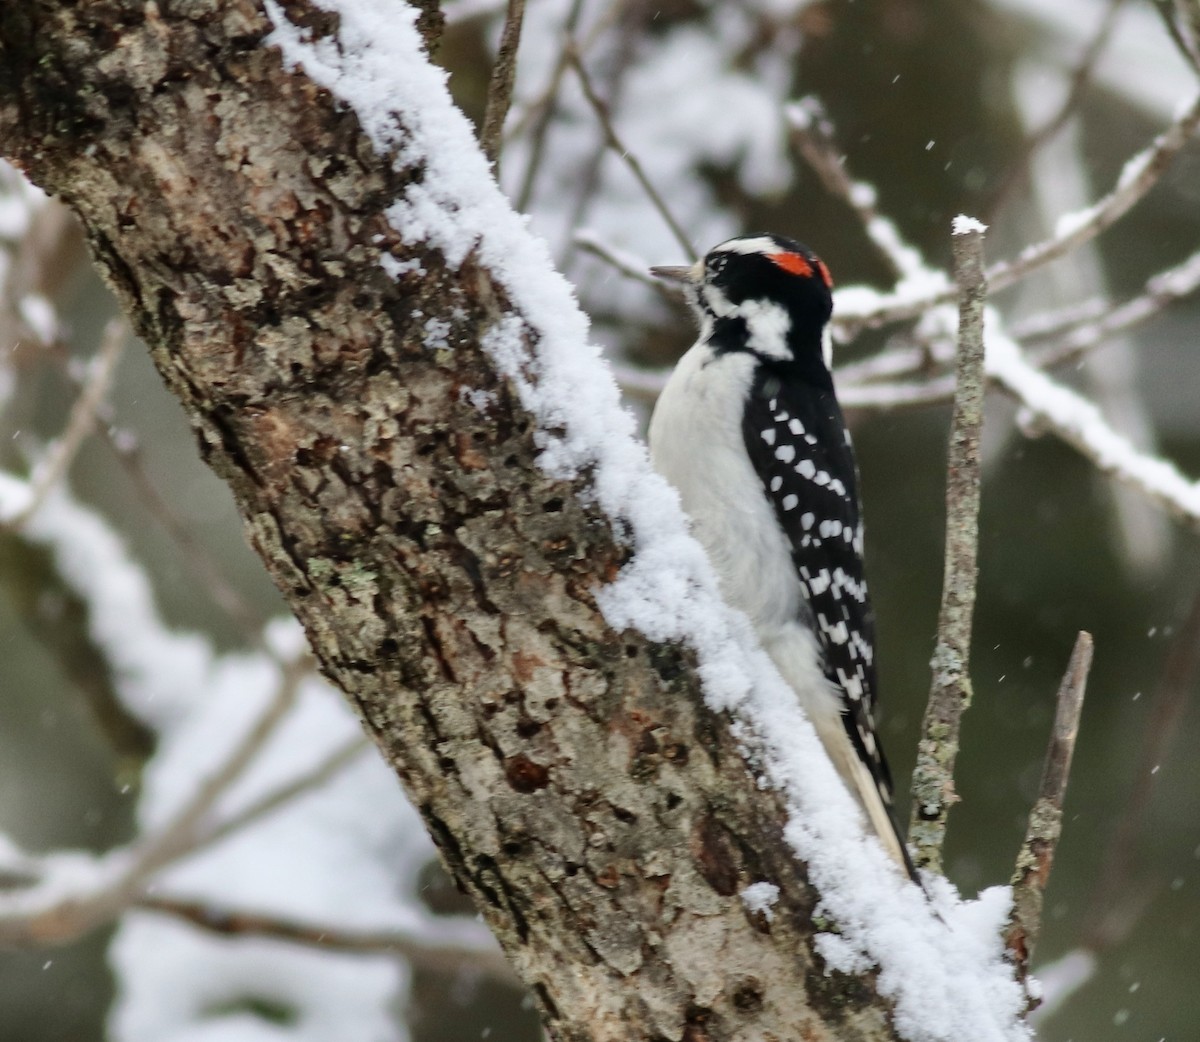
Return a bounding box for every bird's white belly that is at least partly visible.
[648,346,838,720]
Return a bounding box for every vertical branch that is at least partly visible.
[512,0,586,212]
[1006,631,1094,983]
[908,217,989,872]
[567,45,697,260]
[479,0,527,173]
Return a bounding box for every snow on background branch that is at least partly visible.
[2,0,1200,1040]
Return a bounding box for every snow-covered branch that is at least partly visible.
[987,327,1200,532]
[834,90,1200,332]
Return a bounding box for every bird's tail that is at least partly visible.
[810,710,921,885]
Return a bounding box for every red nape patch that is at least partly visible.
[816,258,834,288]
[770,251,814,277]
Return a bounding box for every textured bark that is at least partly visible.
[0,4,902,1040]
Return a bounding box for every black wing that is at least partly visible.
[741,367,896,803]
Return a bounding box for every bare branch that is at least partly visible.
[1152,0,1200,73]
[839,372,957,413]
[511,0,587,212]
[567,44,696,260]
[3,318,125,530]
[785,98,923,281]
[986,0,1128,220]
[0,653,312,945]
[908,219,988,872]
[199,734,370,851]
[95,419,267,637]
[573,228,669,291]
[136,894,515,982]
[835,342,940,387]
[1006,631,1094,983]
[479,0,527,172]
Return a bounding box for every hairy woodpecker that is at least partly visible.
[648,233,916,879]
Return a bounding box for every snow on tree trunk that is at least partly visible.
[0,4,1030,1042]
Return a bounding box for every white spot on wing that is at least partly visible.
[775,444,796,464]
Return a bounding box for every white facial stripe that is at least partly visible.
[711,235,780,257]
[738,298,790,359]
[699,282,735,317]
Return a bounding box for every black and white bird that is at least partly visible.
[648,233,916,879]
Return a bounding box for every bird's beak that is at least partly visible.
[649,263,701,286]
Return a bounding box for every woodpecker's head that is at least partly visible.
[652,234,835,375]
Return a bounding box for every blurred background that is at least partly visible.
[2,0,1198,1039]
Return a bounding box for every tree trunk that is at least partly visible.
[0,3,900,1039]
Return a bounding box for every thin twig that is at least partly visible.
[0,196,84,359]
[3,319,126,530]
[1152,0,1200,73]
[1005,631,1094,984]
[835,343,938,387]
[199,735,371,851]
[17,317,266,636]
[0,653,313,945]
[1008,297,1110,344]
[478,0,527,173]
[785,98,921,281]
[986,0,1128,221]
[908,219,989,872]
[836,91,1200,333]
[566,43,696,260]
[559,9,645,269]
[573,229,670,292]
[122,652,312,877]
[511,0,588,212]
[839,372,958,413]
[1030,248,1200,369]
[96,419,267,637]
[136,894,515,982]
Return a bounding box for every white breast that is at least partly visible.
[647,344,840,724]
